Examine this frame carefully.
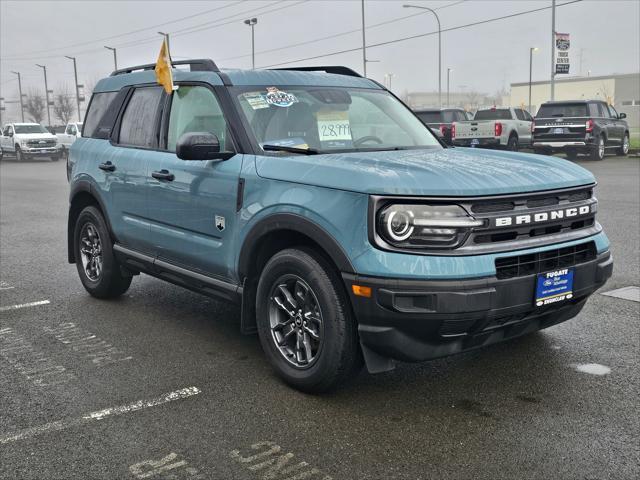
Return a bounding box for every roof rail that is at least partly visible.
[110,59,219,76]
[270,66,363,78]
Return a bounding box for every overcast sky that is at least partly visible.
[1,0,639,102]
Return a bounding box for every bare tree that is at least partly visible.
[24,90,45,124]
[53,85,76,125]
[464,90,481,110]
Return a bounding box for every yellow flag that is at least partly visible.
[155,38,174,94]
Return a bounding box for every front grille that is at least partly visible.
[26,139,56,146]
[495,241,596,280]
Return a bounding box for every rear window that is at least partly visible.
[83,92,118,138]
[537,103,588,118]
[416,112,441,123]
[473,109,512,120]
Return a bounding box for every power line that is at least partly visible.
[259,0,583,68]
[1,1,243,60]
[218,0,467,62]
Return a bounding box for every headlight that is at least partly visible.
[377,204,485,249]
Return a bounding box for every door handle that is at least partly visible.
[99,161,116,172]
[152,169,175,181]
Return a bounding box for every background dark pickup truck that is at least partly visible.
[533,100,630,161]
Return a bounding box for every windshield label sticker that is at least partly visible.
[265,87,298,108]
[317,110,352,142]
[243,92,270,110]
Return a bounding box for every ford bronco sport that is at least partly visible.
[68,59,612,392]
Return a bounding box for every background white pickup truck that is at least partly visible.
[452,107,533,151]
[0,122,60,161]
[56,122,83,158]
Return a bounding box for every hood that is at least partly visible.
[255,147,595,197]
[14,132,57,140]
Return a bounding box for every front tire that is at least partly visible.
[15,146,23,162]
[256,248,360,393]
[590,135,605,161]
[617,133,629,156]
[74,205,132,299]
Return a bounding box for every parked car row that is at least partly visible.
[0,121,83,161]
[413,99,630,160]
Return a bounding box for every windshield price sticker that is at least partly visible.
[243,92,270,110]
[317,110,352,142]
[265,87,298,107]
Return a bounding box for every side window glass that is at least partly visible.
[514,109,525,120]
[597,103,608,118]
[70,125,77,135]
[607,105,618,119]
[167,85,230,152]
[523,110,533,121]
[119,87,163,148]
[84,91,118,138]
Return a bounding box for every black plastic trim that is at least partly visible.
[111,59,219,76]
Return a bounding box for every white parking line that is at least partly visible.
[0,300,50,312]
[0,386,200,445]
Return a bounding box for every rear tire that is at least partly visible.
[565,148,578,160]
[506,134,519,152]
[533,147,551,156]
[256,247,361,393]
[74,205,132,299]
[589,135,605,161]
[616,133,629,156]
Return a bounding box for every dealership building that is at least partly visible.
[509,73,640,128]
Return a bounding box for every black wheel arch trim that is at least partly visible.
[68,180,116,264]
[237,213,356,279]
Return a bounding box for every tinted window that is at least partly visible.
[607,105,619,118]
[416,112,441,123]
[119,87,163,148]
[440,111,457,123]
[14,124,48,134]
[537,103,588,118]
[84,92,118,138]
[523,110,533,121]
[167,86,230,152]
[514,109,525,120]
[474,109,512,120]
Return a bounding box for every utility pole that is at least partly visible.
[529,47,539,113]
[447,68,452,108]
[11,71,25,122]
[243,18,258,69]
[104,46,118,71]
[35,64,51,126]
[550,0,556,100]
[65,56,82,122]
[361,0,367,77]
[403,4,442,107]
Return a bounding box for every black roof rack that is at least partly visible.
[110,59,219,76]
[270,66,363,78]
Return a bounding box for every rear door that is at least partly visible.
[514,108,531,143]
[145,84,243,281]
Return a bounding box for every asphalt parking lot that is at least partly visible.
[0,155,638,480]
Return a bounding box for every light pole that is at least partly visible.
[528,47,539,114]
[361,0,368,77]
[11,71,24,122]
[104,46,118,71]
[550,0,556,100]
[403,4,442,107]
[384,73,396,90]
[243,18,258,69]
[35,64,51,126]
[447,68,453,107]
[65,56,82,122]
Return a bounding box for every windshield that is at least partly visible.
[14,124,49,134]
[474,109,512,120]
[537,103,588,118]
[234,86,441,154]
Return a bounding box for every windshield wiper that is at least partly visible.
[262,144,319,155]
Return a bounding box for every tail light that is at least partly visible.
[585,119,594,133]
[495,122,503,137]
[439,124,446,136]
[451,123,456,139]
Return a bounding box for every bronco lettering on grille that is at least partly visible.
[494,205,591,227]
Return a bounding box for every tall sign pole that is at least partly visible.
[36,64,51,126]
[361,0,367,77]
[550,0,556,100]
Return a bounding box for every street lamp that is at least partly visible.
[403,4,442,108]
[65,56,82,122]
[10,71,24,122]
[104,46,118,71]
[447,68,453,107]
[243,18,258,69]
[384,73,396,90]
[35,64,51,126]
[529,47,539,113]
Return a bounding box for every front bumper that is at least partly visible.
[22,147,59,155]
[343,250,612,370]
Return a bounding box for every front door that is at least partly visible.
[146,84,243,281]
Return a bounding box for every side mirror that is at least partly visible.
[176,132,222,161]
[618,112,627,119]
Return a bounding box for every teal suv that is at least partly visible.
[68,60,612,392]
